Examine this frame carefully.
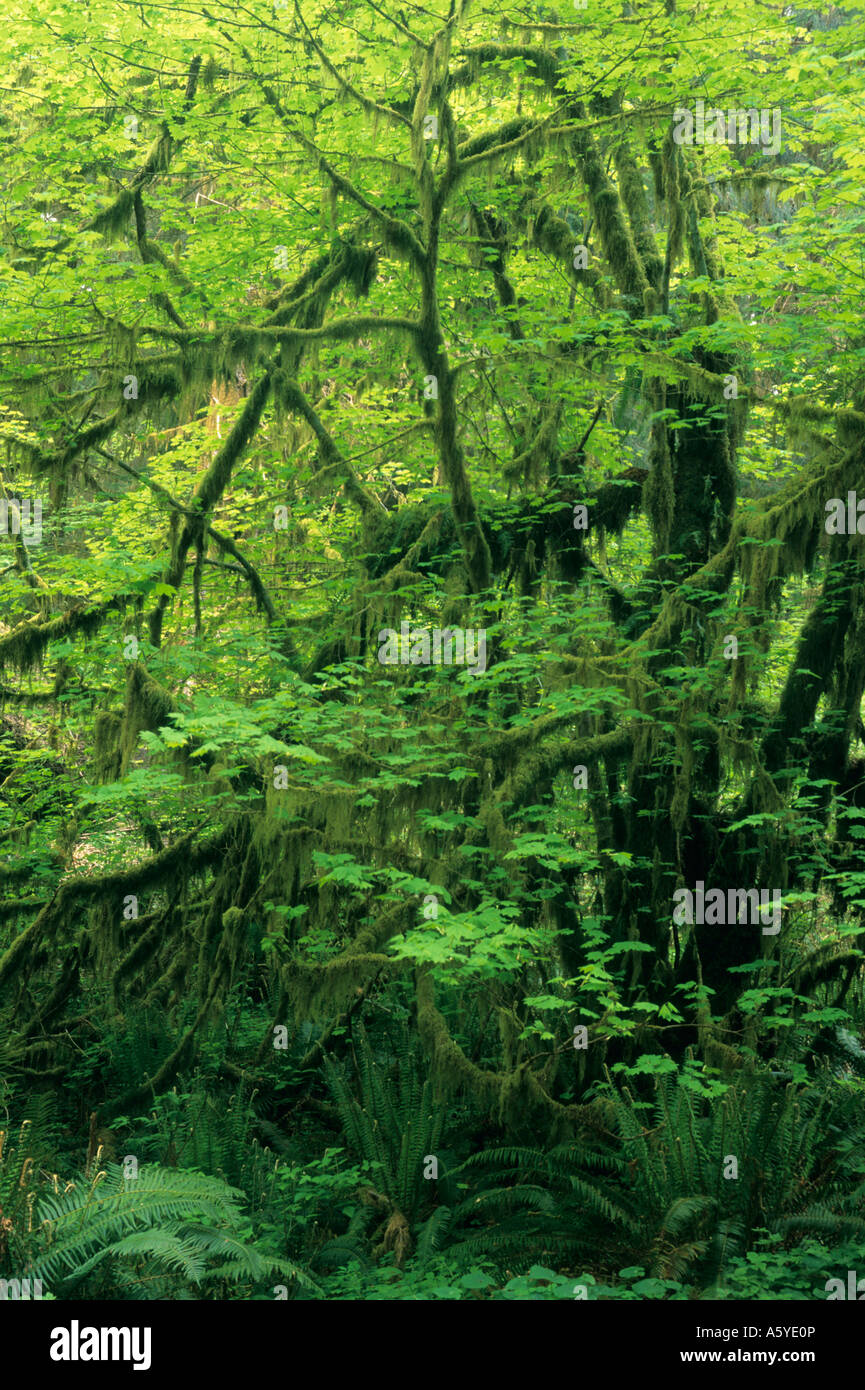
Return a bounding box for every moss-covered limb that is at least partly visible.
[0,828,228,998]
[300,631,355,684]
[829,604,865,753]
[0,475,48,595]
[485,713,634,770]
[799,613,865,844]
[416,968,501,1103]
[20,361,184,480]
[141,949,190,1012]
[486,725,635,824]
[430,381,492,594]
[166,548,199,632]
[699,541,865,976]
[93,708,123,782]
[95,447,196,518]
[530,202,604,299]
[1,900,86,1000]
[265,236,381,337]
[412,225,493,596]
[682,150,728,281]
[206,525,283,627]
[587,469,646,534]
[440,97,459,187]
[291,0,410,130]
[369,510,450,602]
[95,446,290,647]
[756,539,863,787]
[455,115,565,183]
[341,903,410,959]
[195,833,255,993]
[362,472,643,593]
[132,190,199,316]
[776,398,865,440]
[467,202,524,341]
[193,897,252,1019]
[268,241,380,335]
[265,249,333,317]
[20,948,82,1039]
[415,969,604,1136]
[622,444,854,666]
[453,117,532,167]
[101,997,208,1119]
[31,56,201,266]
[363,498,461,581]
[448,43,563,90]
[669,387,737,569]
[735,445,861,627]
[24,409,121,476]
[613,138,665,291]
[0,897,47,922]
[283,954,404,1019]
[290,976,376,1078]
[279,378,386,521]
[683,183,722,324]
[160,316,420,353]
[0,858,54,885]
[640,351,750,406]
[569,105,654,310]
[235,51,426,267]
[0,596,132,674]
[445,56,655,312]
[148,371,272,646]
[119,663,177,775]
[223,975,374,1097]
[313,149,426,266]
[504,398,563,491]
[361,0,423,46]
[659,126,685,312]
[279,899,413,1020]
[786,947,863,1003]
[110,910,169,1001]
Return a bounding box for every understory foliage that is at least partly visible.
[1,0,865,1299]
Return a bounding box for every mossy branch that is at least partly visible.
[0,597,132,674]
[149,371,273,646]
[279,378,387,520]
[292,0,410,131]
[0,829,228,998]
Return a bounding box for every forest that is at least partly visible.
[1,0,865,1306]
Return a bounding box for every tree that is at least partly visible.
[1,0,864,1150]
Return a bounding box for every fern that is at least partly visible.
[28,1162,319,1295]
[416,1205,454,1266]
[417,1064,865,1284]
[324,1024,444,1224]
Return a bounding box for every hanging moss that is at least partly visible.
[660,126,685,270]
[505,399,561,487]
[643,412,674,555]
[567,100,653,311]
[0,828,224,1001]
[780,398,865,451]
[284,953,401,1020]
[90,188,136,241]
[119,663,175,774]
[613,140,664,291]
[450,43,562,95]
[93,709,123,783]
[112,909,176,1002]
[0,598,129,675]
[150,372,273,646]
[416,970,606,1139]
